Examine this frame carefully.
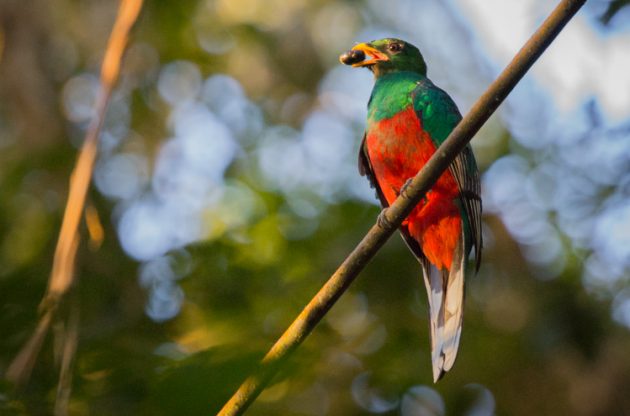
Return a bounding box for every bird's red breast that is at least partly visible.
[366,106,462,270]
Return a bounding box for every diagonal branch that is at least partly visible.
[6,0,144,387]
[217,0,586,414]
[54,302,80,416]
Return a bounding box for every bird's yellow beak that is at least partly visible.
[349,43,389,67]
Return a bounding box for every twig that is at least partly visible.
[217,0,586,414]
[54,302,80,416]
[6,0,144,387]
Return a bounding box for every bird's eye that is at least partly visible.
[388,43,402,53]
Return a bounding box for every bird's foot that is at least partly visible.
[401,178,431,204]
[377,208,392,229]
[399,178,414,198]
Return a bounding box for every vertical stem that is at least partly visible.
[6,0,144,387]
[54,303,80,416]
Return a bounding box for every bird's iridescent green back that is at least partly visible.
[412,78,462,146]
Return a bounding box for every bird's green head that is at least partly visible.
[339,38,427,78]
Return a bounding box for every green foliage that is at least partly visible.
[149,346,263,415]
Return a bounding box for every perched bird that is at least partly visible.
[340,38,482,382]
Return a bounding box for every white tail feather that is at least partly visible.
[422,231,466,382]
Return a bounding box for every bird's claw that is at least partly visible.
[377,208,392,229]
[400,178,414,198]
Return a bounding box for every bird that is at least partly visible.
[340,38,482,382]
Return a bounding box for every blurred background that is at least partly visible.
[1,0,629,414]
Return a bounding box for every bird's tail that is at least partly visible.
[421,231,466,382]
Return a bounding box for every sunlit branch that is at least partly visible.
[6,0,144,388]
[217,0,587,414]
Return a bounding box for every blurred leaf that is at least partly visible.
[148,346,262,415]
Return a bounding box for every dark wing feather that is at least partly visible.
[358,134,387,207]
[449,147,483,271]
[358,134,431,270]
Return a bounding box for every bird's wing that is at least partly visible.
[450,144,483,270]
[411,80,482,269]
[358,133,388,208]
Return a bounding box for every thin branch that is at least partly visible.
[217,0,586,414]
[6,0,144,387]
[54,303,80,416]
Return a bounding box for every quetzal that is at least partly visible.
[340,38,482,382]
